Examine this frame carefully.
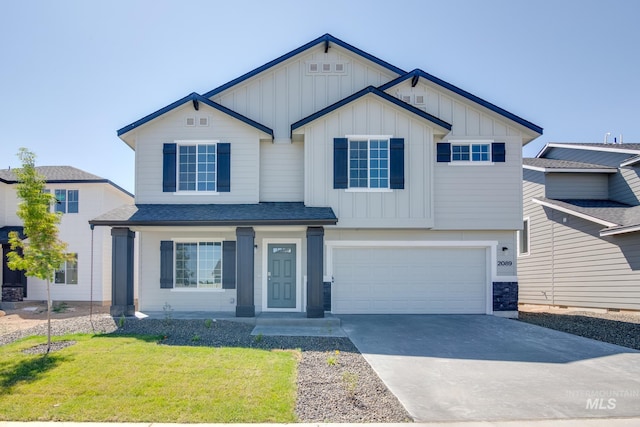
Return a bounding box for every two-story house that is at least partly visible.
[92,34,542,318]
[520,143,640,312]
[1,166,134,305]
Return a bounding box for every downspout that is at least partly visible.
[90,224,94,329]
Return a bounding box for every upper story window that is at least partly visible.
[437,142,506,164]
[452,143,490,162]
[53,189,79,213]
[178,143,217,192]
[349,137,389,189]
[163,142,230,193]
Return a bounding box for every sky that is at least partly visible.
[1,0,639,194]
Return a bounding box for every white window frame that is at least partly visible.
[449,140,494,165]
[54,253,78,285]
[518,217,530,257]
[172,239,224,291]
[175,140,219,194]
[346,135,393,192]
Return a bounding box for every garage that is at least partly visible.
[331,246,488,314]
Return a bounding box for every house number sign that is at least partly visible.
[497,261,513,266]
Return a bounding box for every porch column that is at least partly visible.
[235,227,255,317]
[110,227,135,317]
[306,226,325,318]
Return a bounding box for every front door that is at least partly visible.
[267,244,296,309]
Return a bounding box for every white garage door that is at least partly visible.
[332,247,487,314]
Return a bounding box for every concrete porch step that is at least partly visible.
[256,312,341,327]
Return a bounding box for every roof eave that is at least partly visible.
[539,143,640,159]
[600,224,640,237]
[291,86,451,136]
[522,165,617,173]
[203,33,406,99]
[89,218,338,227]
[531,198,619,228]
[379,70,543,140]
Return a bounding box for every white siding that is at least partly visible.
[302,95,435,228]
[211,44,399,140]
[434,136,524,230]
[24,183,133,302]
[133,103,265,204]
[546,173,608,199]
[259,140,304,202]
[387,80,525,139]
[0,183,6,226]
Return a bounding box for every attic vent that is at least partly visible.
[322,63,331,72]
[401,95,411,103]
[199,117,209,127]
[185,117,195,127]
[306,61,348,75]
[335,63,344,72]
[309,63,319,73]
[415,94,425,105]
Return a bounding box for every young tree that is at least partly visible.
[7,148,73,354]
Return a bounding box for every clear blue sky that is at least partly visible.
[2,0,639,194]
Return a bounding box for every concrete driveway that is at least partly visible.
[340,315,640,422]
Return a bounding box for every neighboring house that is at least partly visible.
[92,33,542,318]
[1,166,134,304]
[520,143,640,311]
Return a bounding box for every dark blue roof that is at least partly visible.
[0,226,25,244]
[202,34,406,99]
[291,86,452,135]
[379,69,543,135]
[117,93,274,138]
[90,203,337,226]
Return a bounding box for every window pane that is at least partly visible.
[178,146,197,191]
[452,145,470,161]
[349,140,368,188]
[54,266,65,284]
[67,190,79,213]
[67,254,78,284]
[175,243,197,287]
[55,189,66,213]
[197,144,216,192]
[472,144,490,162]
[369,139,389,188]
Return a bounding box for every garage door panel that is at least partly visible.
[332,247,487,314]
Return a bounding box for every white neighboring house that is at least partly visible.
[0,166,134,305]
[93,34,543,318]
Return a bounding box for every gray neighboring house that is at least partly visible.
[520,142,640,311]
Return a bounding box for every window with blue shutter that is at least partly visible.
[390,138,404,189]
[437,143,451,162]
[163,143,177,192]
[163,142,231,192]
[492,142,506,162]
[333,138,348,189]
[160,241,173,288]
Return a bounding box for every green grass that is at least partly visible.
[0,334,298,422]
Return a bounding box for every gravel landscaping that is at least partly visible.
[0,314,411,423]
[518,310,640,350]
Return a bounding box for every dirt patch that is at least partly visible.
[0,302,109,336]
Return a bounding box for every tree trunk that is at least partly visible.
[46,278,51,354]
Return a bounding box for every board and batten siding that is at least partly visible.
[133,103,264,204]
[385,80,526,139]
[434,137,523,230]
[259,140,304,202]
[545,173,609,200]
[302,95,434,229]
[518,169,554,305]
[211,44,399,140]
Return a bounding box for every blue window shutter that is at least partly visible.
[217,143,231,192]
[390,138,405,189]
[334,138,348,189]
[163,143,177,192]
[437,143,451,162]
[492,142,506,162]
[222,241,236,289]
[160,241,173,289]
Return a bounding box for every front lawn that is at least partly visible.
[0,334,298,422]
